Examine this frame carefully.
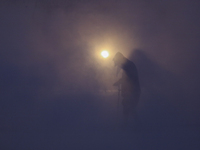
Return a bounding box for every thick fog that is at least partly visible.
[1,0,200,149]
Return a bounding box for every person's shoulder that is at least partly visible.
[126,59,136,67]
[122,59,135,71]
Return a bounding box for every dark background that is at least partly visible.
[0,0,200,149]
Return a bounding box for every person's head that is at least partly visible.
[113,52,125,67]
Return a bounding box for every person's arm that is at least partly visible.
[113,78,122,86]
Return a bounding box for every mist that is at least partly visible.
[0,0,200,149]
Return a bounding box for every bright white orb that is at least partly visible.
[101,50,109,58]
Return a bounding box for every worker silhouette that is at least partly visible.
[113,52,141,129]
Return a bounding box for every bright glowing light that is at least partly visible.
[101,50,109,58]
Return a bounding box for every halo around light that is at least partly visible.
[101,50,109,58]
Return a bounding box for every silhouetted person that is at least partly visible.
[113,52,141,129]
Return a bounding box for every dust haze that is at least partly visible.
[0,0,200,149]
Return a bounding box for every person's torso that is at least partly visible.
[121,59,140,97]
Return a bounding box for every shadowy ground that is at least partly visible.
[0,92,199,150]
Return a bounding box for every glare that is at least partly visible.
[101,50,109,58]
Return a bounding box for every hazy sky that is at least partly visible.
[0,0,200,149]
